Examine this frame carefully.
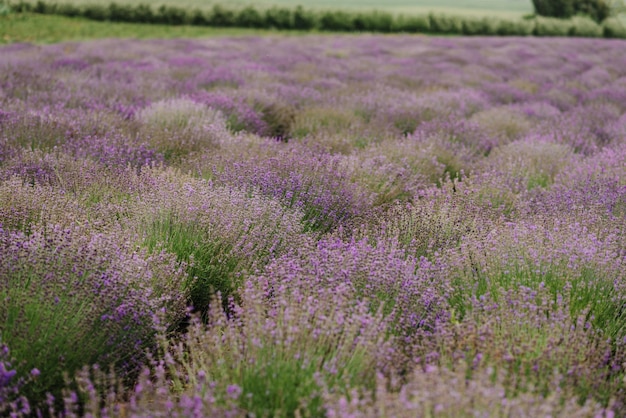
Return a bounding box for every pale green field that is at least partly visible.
[238,0,533,17]
[0,13,288,44]
[16,0,535,17]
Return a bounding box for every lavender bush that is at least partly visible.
[132,167,308,316]
[1,34,625,415]
[0,223,187,406]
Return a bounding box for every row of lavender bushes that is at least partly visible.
[4,0,626,38]
[1,34,626,416]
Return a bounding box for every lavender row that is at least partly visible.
[1,35,625,416]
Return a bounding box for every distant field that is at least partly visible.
[13,0,535,17]
[236,0,534,17]
[0,13,290,44]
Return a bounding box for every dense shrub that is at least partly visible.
[532,0,576,18]
[55,2,79,17]
[532,0,622,22]
[211,142,374,234]
[603,15,626,36]
[207,4,235,27]
[293,5,316,30]
[569,14,605,35]
[392,14,431,32]
[318,10,354,31]
[256,101,296,140]
[131,3,153,23]
[33,0,52,14]
[235,5,264,28]
[264,6,293,29]
[325,360,608,417]
[461,17,489,36]
[82,4,109,21]
[107,2,134,22]
[188,8,208,26]
[134,167,308,316]
[429,13,464,34]
[534,15,574,35]
[576,0,616,21]
[155,5,189,25]
[163,276,387,417]
[0,224,186,408]
[135,98,229,161]
[0,0,12,15]
[494,17,536,35]
[352,11,394,33]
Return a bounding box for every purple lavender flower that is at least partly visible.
[1,33,626,416]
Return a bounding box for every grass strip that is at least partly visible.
[0,12,297,43]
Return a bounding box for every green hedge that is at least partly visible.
[6,1,626,38]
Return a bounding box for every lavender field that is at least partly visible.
[1,35,626,416]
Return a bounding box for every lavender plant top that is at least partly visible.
[1,35,626,416]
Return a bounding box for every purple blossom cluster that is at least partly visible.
[210,141,374,233]
[0,223,187,405]
[0,34,625,416]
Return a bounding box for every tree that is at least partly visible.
[531,0,624,22]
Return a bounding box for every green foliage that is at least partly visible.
[55,2,80,16]
[445,285,624,408]
[235,5,263,28]
[1,281,111,404]
[208,4,235,27]
[33,0,51,13]
[293,5,316,30]
[0,0,12,15]
[392,14,430,32]
[0,226,180,408]
[498,17,536,35]
[531,0,622,22]
[461,16,489,35]
[108,2,134,22]
[576,0,615,21]
[429,13,464,34]
[257,101,296,141]
[8,0,28,11]
[534,15,574,35]
[569,14,604,36]
[451,259,626,342]
[6,0,626,38]
[526,172,551,190]
[238,345,369,417]
[476,16,535,35]
[155,5,189,25]
[142,213,242,317]
[82,3,109,21]
[264,6,292,29]
[603,15,626,36]
[167,287,382,418]
[532,0,576,18]
[318,10,354,31]
[131,3,153,22]
[352,11,394,32]
[188,8,208,25]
